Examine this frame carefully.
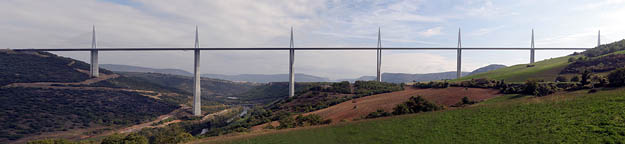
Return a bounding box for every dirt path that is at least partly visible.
[202,109,232,121]
[252,87,501,130]
[117,106,191,134]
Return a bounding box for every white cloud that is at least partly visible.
[419,26,443,37]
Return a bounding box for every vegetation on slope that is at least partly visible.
[0,50,112,86]
[455,55,579,82]
[581,39,625,57]
[217,87,625,144]
[0,88,179,142]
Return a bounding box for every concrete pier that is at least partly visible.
[193,27,201,116]
[530,29,535,63]
[289,28,295,97]
[90,26,99,77]
[457,28,462,79]
[377,28,382,82]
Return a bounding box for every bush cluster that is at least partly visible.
[277,114,330,129]
[608,68,625,87]
[365,109,391,119]
[392,96,441,115]
[413,81,449,88]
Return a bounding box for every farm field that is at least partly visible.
[306,87,500,123]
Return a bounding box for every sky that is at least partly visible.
[1,0,625,80]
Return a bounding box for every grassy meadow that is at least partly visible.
[203,87,625,144]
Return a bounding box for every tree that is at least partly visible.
[524,80,539,95]
[392,96,440,115]
[461,96,471,104]
[568,57,576,62]
[392,104,410,115]
[608,68,625,87]
[277,116,296,129]
[366,109,391,119]
[581,70,592,86]
[571,75,581,82]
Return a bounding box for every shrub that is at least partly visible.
[413,81,449,88]
[277,115,296,129]
[555,76,568,82]
[365,109,391,119]
[392,96,441,115]
[608,68,625,87]
[568,57,576,62]
[581,70,592,86]
[571,75,581,82]
[523,80,558,96]
[392,104,410,115]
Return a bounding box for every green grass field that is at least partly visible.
[205,87,625,144]
[454,55,580,82]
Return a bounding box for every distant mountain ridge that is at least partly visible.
[338,72,469,83]
[468,64,507,76]
[201,73,331,83]
[101,64,504,83]
[101,64,193,76]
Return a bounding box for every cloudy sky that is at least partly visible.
[2,0,625,79]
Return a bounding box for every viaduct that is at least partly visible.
[11,26,597,116]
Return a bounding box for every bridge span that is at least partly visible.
[9,27,597,116]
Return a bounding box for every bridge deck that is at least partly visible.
[9,47,591,51]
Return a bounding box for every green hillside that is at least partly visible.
[455,55,580,82]
[211,87,625,144]
[456,40,625,83]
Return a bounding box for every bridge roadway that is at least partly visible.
[11,47,590,51]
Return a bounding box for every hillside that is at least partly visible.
[457,40,625,82]
[203,87,625,144]
[0,50,187,143]
[116,72,258,104]
[0,50,113,86]
[0,88,178,142]
[468,64,506,75]
[456,55,579,82]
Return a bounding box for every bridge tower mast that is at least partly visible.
[530,29,535,63]
[377,27,382,82]
[457,28,462,79]
[193,26,202,116]
[289,27,295,97]
[90,25,99,77]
